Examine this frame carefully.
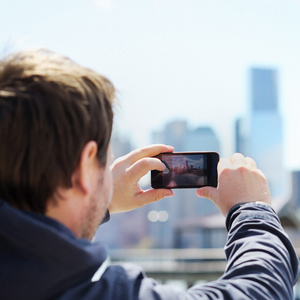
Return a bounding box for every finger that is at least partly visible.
[137,189,174,207]
[230,153,247,167]
[256,168,267,179]
[196,186,217,202]
[245,156,257,168]
[125,144,174,165]
[127,157,166,183]
[217,157,231,173]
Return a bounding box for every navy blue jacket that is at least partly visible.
[0,200,299,299]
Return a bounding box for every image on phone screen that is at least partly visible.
[151,152,219,189]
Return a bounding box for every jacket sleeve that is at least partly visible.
[183,202,299,299]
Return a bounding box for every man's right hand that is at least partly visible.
[196,153,272,216]
[109,144,175,213]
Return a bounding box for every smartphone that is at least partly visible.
[151,152,219,189]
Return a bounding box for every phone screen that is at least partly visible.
[151,152,219,189]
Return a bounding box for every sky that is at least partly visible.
[1,0,300,170]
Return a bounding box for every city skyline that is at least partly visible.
[1,1,300,170]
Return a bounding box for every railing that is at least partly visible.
[111,248,228,285]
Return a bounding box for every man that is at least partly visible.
[0,49,298,299]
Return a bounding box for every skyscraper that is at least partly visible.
[291,171,300,210]
[251,68,278,112]
[236,67,285,197]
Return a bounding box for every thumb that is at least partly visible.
[196,186,218,202]
[138,189,174,207]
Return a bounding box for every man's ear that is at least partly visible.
[72,141,99,195]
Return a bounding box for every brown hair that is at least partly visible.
[0,49,115,213]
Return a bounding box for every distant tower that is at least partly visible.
[110,130,132,159]
[291,171,300,210]
[251,68,278,112]
[235,117,247,154]
[236,68,284,197]
[186,126,220,152]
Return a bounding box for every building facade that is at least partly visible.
[236,68,285,197]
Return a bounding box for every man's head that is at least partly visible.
[0,49,115,215]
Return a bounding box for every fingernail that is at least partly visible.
[165,191,174,198]
[196,190,203,197]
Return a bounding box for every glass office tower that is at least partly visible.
[236,68,285,197]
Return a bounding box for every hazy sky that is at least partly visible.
[1,0,300,169]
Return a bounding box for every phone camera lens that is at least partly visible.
[163,168,170,174]
[162,161,170,174]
